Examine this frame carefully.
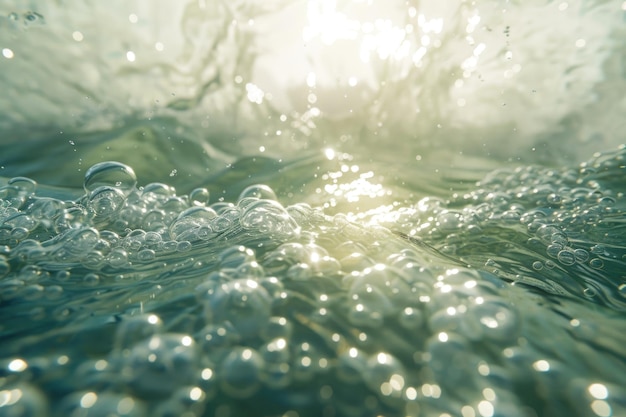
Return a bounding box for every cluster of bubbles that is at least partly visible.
[1,155,626,417]
[371,147,626,311]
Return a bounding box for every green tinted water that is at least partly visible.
[1,1,626,417]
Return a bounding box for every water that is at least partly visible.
[1,1,626,416]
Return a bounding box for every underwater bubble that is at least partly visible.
[583,287,597,298]
[153,386,207,417]
[0,383,48,417]
[557,249,577,266]
[114,314,163,351]
[82,251,105,269]
[169,206,217,240]
[108,248,129,268]
[363,352,407,401]
[463,300,520,344]
[25,197,65,221]
[589,258,604,269]
[235,260,265,279]
[199,322,241,352]
[398,307,424,330]
[336,348,368,384]
[532,261,543,271]
[219,347,265,398]
[573,249,589,263]
[136,249,155,261]
[124,334,197,397]
[260,337,291,365]
[141,183,176,203]
[238,184,278,201]
[88,186,126,221]
[240,199,300,237]
[219,245,256,269]
[189,187,210,206]
[83,273,100,285]
[260,316,293,341]
[84,161,137,195]
[60,391,146,417]
[177,241,192,252]
[546,244,563,258]
[205,278,272,339]
[61,227,101,256]
[143,231,162,245]
[54,206,89,233]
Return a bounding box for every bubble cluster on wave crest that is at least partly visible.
[1,159,626,417]
[372,146,626,311]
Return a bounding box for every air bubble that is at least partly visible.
[219,347,265,398]
[124,334,197,396]
[557,249,576,266]
[589,258,604,269]
[88,186,126,222]
[84,162,137,195]
[238,184,278,201]
[189,187,210,206]
[240,199,300,237]
[205,278,272,339]
[114,314,163,352]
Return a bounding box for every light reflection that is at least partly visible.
[0,389,22,407]
[591,400,612,417]
[588,383,608,400]
[532,359,550,372]
[8,359,27,372]
[80,392,97,409]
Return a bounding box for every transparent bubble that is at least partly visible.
[88,186,126,222]
[219,347,265,398]
[336,348,368,384]
[219,246,256,269]
[363,352,406,401]
[108,248,129,268]
[114,314,163,351]
[153,386,207,417]
[59,391,146,417]
[84,161,137,195]
[189,187,210,206]
[124,334,197,396]
[26,197,65,221]
[546,244,563,258]
[137,249,156,261]
[205,278,272,339]
[240,199,300,237]
[260,316,293,341]
[589,258,604,269]
[169,206,217,240]
[398,307,423,330]
[54,206,89,233]
[199,322,241,352]
[142,183,176,203]
[0,384,48,417]
[557,249,576,266]
[532,261,543,271]
[462,300,520,344]
[573,249,589,263]
[238,184,278,201]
